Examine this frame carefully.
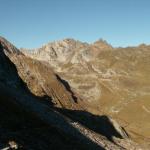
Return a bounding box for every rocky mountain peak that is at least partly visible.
[0,36,148,149]
[93,39,113,50]
[0,36,20,54]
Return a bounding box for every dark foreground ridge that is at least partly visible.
[0,37,143,149]
[0,40,104,149]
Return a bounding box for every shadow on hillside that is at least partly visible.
[0,43,104,150]
[55,74,78,103]
[0,42,128,149]
[55,108,127,142]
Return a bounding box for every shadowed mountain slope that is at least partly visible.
[22,38,150,148]
[0,37,146,149]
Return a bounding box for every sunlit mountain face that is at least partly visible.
[23,38,150,147]
[0,36,149,149]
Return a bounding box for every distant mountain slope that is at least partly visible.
[0,37,81,109]
[22,38,150,147]
[0,37,144,149]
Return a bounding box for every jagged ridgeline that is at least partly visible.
[22,38,150,147]
[0,36,148,149]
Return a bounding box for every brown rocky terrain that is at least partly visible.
[22,38,150,148]
[0,36,148,149]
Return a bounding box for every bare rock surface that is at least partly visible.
[22,38,150,148]
[0,37,148,149]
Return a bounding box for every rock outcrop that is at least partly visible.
[22,38,150,148]
[0,37,147,149]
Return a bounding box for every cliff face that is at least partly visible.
[0,37,147,149]
[0,37,81,110]
[22,38,150,147]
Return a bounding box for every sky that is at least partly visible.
[0,0,150,48]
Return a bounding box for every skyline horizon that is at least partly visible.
[1,35,150,49]
[1,0,150,48]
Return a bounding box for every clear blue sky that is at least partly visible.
[0,0,150,48]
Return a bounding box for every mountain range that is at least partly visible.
[0,36,149,149]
